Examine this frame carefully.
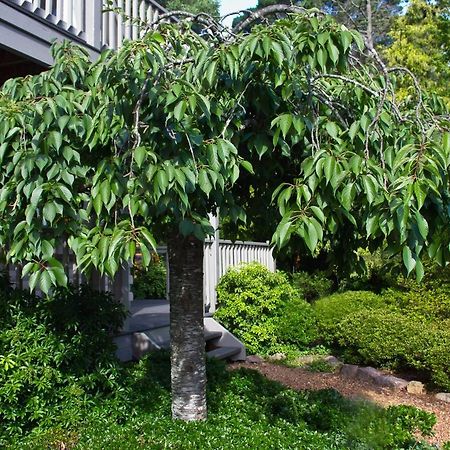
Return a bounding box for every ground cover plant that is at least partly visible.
[9,352,439,450]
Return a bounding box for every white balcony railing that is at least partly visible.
[9,0,166,50]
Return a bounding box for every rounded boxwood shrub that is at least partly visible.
[215,262,316,354]
[313,291,385,342]
[314,290,450,390]
[332,309,430,370]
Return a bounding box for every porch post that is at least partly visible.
[85,0,102,49]
[207,210,220,313]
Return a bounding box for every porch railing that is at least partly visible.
[8,0,166,50]
[3,237,274,318]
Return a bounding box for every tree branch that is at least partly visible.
[232,5,323,34]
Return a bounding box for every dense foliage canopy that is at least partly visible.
[0,10,448,294]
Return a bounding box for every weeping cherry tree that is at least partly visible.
[0,5,449,420]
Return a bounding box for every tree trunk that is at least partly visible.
[168,233,207,421]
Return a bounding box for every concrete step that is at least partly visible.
[207,346,241,360]
[205,330,222,342]
[132,327,225,360]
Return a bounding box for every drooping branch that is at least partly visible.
[232,5,323,34]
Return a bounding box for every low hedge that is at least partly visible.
[215,263,317,354]
[314,290,450,390]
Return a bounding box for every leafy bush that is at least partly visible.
[215,263,316,354]
[331,309,430,369]
[16,353,437,450]
[314,290,450,390]
[314,291,384,341]
[291,270,334,301]
[0,285,126,442]
[132,256,167,299]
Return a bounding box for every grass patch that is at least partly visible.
[10,352,438,450]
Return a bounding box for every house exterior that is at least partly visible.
[0,0,167,85]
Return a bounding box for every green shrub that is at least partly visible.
[132,256,167,299]
[332,309,430,370]
[0,285,126,442]
[313,291,384,341]
[215,263,316,354]
[291,270,334,301]
[314,291,450,390]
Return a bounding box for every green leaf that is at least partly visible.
[173,100,187,121]
[340,183,355,210]
[341,31,353,52]
[443,132,450,153]
[140,227,157,250]
[305,219,319,253]
[207,144,220,170]
[402,246,416,275]
[349,122,359,141]
[277,219,292,247]
[272,114,292,138]
[39,269,53,294]
[198,170,212,196]
[366,214,379,237]
[58,185,72,203]
[31,187,43,207]
[57,115,70,132]
[415,258,424,282]
[325,122,339,140]
[327,41,339,64]
[134,147,146,168]
[100,180,111,205]
[41,240,54,259]
[317,47,327,70]
[415,211,429,240]
[310,206,325,223]
[414,183,426,210]
[240,160,254,174]
[48,131,63,151]
[362,175,377,205]
[324,156,336,183]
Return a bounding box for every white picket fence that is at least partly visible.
[9,0,166,50]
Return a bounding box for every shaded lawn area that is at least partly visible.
[13,352,436,450]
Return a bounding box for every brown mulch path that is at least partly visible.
[230,360,450,447]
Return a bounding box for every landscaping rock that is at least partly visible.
[407,381,425,395]
[323,356,343,371]
[247,355,264,364]
[268,353,286,362]
[357,366,382,383]
[375,375,408,391]
[435,393,450,403]
[341,364,359,378]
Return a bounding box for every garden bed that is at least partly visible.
[231,360,450,447]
